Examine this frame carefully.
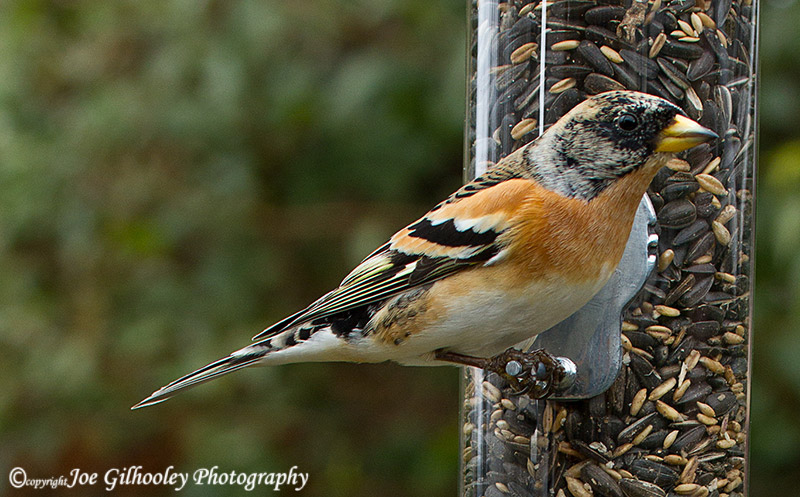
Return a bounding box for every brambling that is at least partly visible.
[134,91,716,409]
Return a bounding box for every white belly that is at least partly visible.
[395,275,607,364]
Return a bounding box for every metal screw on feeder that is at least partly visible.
[504,360,523,377]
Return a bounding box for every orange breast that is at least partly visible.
[505,165,657,284]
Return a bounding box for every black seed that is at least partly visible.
[664,274,695,306]
[679,275,715,307]
[704,28,730,66]
[582,463,624,497]
[546,87,584,124]
[691,305,726,323]
[640,429,668,450]
[644,79,674,102]
[630,353,662,390]
[498,113,517,154]
[657,73,685,101]
[620,49,659,78]
[694,192,719,218]
[676,381,714,405]
[495,64,528,91]
[550,0,596,18]
[548,64,594,78]
[649,191,665,211]
[647,21,666,40]
[652,345,669,367]
[687,320,722,340]
[686,231,715,262]
[585,25,619,45]
[579,40,615,76]
[547,29,586,45]
[671,425,707,453]
[628,459,679,487]
[688,49,715,81]
[659,363,681,379]
[566,410,590,441]
[684,263,715,275]
[619,478,667,497]
[662,182,700,201]
[714,0,733,26]
[673,220,709,246]
[705,391,738,416]
[613,62,642,90]
[585,73,626,94]
[584,5,626,25]
[644,283,667,300]
[509,16,536,39]
[513,81,539,111]
[619,412,660,444]
[626,331,659,350]
[660,39,704,60]
[659,199,697,229]
[658,58,692,91]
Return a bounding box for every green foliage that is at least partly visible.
[0,0,796,495]
[0,2,463,495]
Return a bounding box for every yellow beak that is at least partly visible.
[654,114,718,153]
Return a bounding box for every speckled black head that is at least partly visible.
[582,91,685,155]
[525,91,711,200]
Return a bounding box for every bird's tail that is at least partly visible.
[132,341,272,410]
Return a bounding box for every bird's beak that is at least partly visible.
[654,115,718,153]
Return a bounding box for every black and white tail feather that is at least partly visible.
[132,351,264,409]
[133,315,376,409]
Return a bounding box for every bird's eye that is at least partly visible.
[617,113,639,132]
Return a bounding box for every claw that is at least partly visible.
[485,348,569,399]
[434,347,574,398]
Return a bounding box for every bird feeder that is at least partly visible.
[460,1,756,496]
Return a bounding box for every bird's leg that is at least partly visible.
[433,349,492,369]
[435,347,567,398]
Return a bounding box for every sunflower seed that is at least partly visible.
[584,73,626,94]
[579,40,615,76]
[581,463,624,497]
[659,199,697,228]
[619,479,667,497]
[620,49,659,77]
[584,5,626,25]
[687,50,714,81]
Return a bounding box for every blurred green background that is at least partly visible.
[0,0,796,495]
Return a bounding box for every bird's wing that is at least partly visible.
[253,159,535,340]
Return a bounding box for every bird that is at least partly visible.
[133,90,716,409]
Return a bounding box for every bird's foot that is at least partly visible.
[488,348,569,398]
[435,347,569,399]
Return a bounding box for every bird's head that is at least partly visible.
[527,90,717,199]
